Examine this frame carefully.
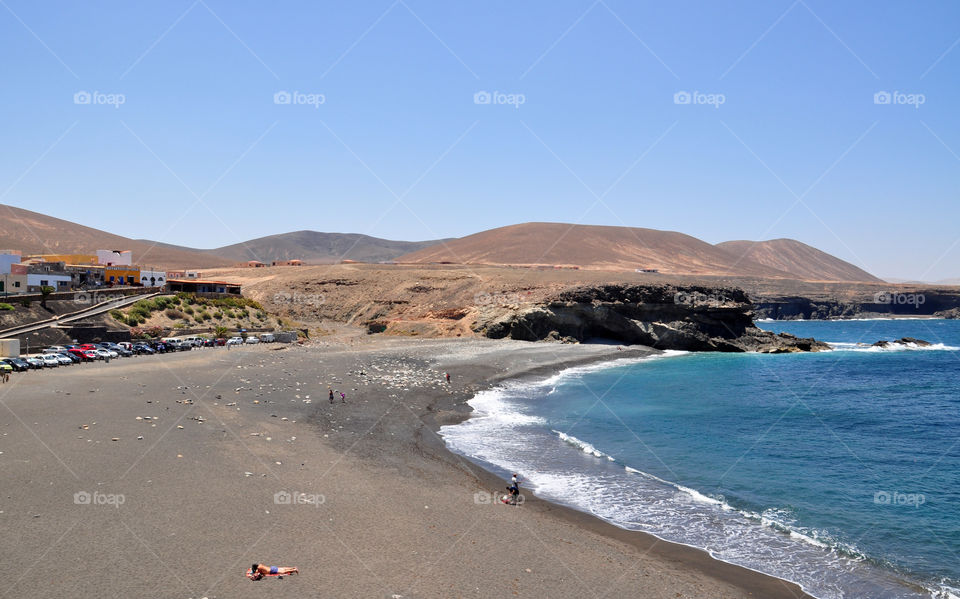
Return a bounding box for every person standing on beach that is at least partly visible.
[339,391,346,403]
[445,372,450,383]
[329,388,334,404]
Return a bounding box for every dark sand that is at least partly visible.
[0,337,812,598]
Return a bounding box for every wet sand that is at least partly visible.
[0,337,812,598]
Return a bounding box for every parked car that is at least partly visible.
[245,336,260,344]
[226,337,244,346]
[44,346,69,354]
[259,333,275,343]
[79,344,97,351]
[117,342,133,351]
[53,353,75,365]
[96,345,120,358]
[202,338,217,347]
[101,343,132,357]
[0,357,30,372]
[80,350,98,361]
[40,354,61,367]
[0,362,12,374]
[215,338,227,346]
[23,356,44,369]
[174,341,193,351]
[93,349,114,360]
[132,343,155,355]
[68,348,95,362]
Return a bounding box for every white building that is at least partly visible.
[96,250,132,266]
[27,273,71,292]
[139,269,167,287]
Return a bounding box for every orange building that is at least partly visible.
[105,265,140,286]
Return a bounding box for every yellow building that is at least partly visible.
[25,254,98,265]
[104,266,140,286]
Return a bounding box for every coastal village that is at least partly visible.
[0,248,303,296]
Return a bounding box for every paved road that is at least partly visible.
[0,291,160,338]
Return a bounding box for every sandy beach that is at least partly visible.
[0,335,811,598]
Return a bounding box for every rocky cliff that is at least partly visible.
[473,284,829,352]
[750,288,960,320]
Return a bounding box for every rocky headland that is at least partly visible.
[473,284,829,353]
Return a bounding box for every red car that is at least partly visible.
[68,348,96,362]
[79,344,97,351]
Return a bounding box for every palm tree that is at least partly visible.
[39,286,54,309]
[213,325,229,339]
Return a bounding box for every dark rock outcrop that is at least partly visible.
[473,284,830,353]
[752,289,960,320]
[872,337,932,348]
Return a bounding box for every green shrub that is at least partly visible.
[213,311,224,320]
[184,306,194,315]
[0,303,14,311]
[165,308,184,319]
[200,312,212,321]
[110,309,124,321]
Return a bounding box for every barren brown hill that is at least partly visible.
[0,204,232,268]
[398,222,797,278]
[716,239,883,283]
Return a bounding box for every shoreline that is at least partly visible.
[411,341,817,599]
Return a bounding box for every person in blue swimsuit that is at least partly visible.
[249,563,299,580]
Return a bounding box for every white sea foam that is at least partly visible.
[825,341,959,352]
[553,430,614,460]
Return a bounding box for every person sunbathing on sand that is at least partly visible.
[248,563,299,580]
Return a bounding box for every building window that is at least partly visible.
[14,281,20,288]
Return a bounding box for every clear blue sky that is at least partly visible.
[1,1,958,281]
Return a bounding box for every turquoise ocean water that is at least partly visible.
[441,320,960,598]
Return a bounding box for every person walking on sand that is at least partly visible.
[445,372,450,383]
[248,563,299,581]
[339,391,346,403]
[329,388,334,404]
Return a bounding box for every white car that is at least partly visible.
[94,349,114,360]
[24,356,44,369]
[226,337,244,346]
[244,336,260,344]
[40,354,61,367]
[117,342,133,351]
[259,333,275,343]
[53,354,73,365]
[44,346,68,354]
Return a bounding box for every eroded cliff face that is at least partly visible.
[472,284,829,353]
[750,289,960,320]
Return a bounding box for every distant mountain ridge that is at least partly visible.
[716,239,884,283]
[397,222,883,282]
[164,230,450,264]
[0,205,888,282]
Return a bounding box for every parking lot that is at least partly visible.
[0,333,289,378]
